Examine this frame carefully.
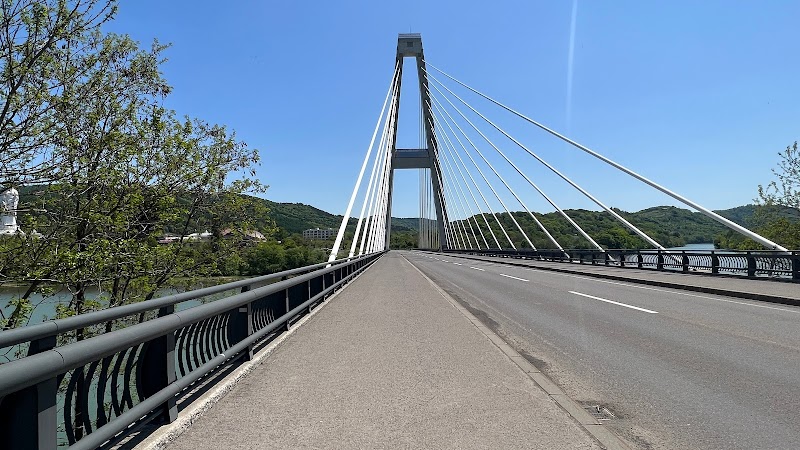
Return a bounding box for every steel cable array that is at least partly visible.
[422,61,788,253]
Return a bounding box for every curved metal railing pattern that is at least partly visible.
[0,251,384,449]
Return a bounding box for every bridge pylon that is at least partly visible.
[388,33,449,251]
[328,33,450,260]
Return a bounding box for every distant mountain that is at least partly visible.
[715,204,800,228]
[15,185,797,247]
[261,200,341,233]
[261,200,419,235]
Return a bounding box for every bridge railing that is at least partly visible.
[0,251,384,450]
[444,248,800,280]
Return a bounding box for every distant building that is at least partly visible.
[303,228,335,240]
[157,229,267,245]
[221,228,266,242]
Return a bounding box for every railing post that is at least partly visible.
[619,252,626,268]
[231,285,254,362]
[682,251,689,273]
[138,305,177,424]
[0,335,58,450]
[711,251,719,274]
[747,252,756,277]
[657,251,664,271]
[793,252,800,280]
[283,288,291,331]
[637,251,643,269]
[604,252,609,266]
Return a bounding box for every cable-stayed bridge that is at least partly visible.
[0,34,798,450]
[329,34,788,259]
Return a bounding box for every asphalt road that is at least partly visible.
[166,252,600,450]
[401,250,800,450]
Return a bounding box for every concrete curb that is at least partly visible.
[402,254,631,450]
[438,252,800,308]
[132,258,383,450]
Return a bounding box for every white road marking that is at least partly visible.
[569,291,658,314]
[453,262,462,266]
[449,256,800,315]
[499,274,528,282]
[470,267,485,271]
[547,269,800,314]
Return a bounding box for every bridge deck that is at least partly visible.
[165,252,602,449]
[445,253,800,304]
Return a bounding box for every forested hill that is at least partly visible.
[16,185,795,247]
[264,201,797,248]
[260,199,419,234]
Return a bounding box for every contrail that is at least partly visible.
[566,0,578,132]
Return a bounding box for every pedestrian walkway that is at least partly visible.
[163,252,605,449]
[445,252,800,305]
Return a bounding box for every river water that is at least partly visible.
[0,281,235,329]
[667,243,716,251]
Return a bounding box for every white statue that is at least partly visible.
[0,187,21,235]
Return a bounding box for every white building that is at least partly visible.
[303,228,335,240]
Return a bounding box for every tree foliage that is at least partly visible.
[0,1,267,331]
[759,142,800,210]
[716,142,800,250]
[0,0,117,184]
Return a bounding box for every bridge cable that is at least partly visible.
[426,76,601,253]
[357,73,399,255]
[439,167,467,249]
[432,114,491,250]
[418,169,422,248]
[435,144,476,250]
[349,74,399,257]
[429,88,563,252]
[424,62,788,252]
[358,126,389,256]
[430,102,504,248]
[365,80,399,254]
[429,133,467,250]
[436,126,488,249]
[426,70,667,252]
[419,95,427,249]
[433,108,505,249]
[377,87,401,251]
[428,119,484,250]
[429,96,526,249]
[329,63,399,261]
[372,140,392,252]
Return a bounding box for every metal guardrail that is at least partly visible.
[0,251,384,449]
[445,248,800,280]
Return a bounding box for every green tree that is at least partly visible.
[1,28,264,330]
[755,141,800,249]
[0,0,117,184]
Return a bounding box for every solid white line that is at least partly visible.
[500,273,528,282]
[569,291,658,314]
[470,267,485,271]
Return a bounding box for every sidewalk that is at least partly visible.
[445,253,800,306]
[165,252,609,449]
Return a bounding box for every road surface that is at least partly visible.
[402,250,800,450]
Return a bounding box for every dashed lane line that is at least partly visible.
[569,291,658,314]
[499,273,529,282]
[456,257,799,315]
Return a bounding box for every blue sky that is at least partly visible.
[106,1,800,218]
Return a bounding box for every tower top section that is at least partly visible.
[397,33,423,58]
